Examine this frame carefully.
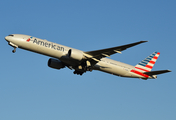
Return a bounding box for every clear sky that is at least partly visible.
[0,0,175,120]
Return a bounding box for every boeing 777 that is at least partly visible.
[5,34,171,80]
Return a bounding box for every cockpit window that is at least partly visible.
[8,34,14,37]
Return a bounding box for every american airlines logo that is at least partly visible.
[26,37,33,42]
[26,37,64,51]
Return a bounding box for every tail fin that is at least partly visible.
[135,52,160,72]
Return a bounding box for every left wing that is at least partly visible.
[84,41,147,61]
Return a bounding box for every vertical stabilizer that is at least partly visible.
[135,52,160,72]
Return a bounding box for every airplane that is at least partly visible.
[5,34,171,80]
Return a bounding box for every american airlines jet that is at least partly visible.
[5,34,171,80]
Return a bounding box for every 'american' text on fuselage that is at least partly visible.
[32,39,64,51]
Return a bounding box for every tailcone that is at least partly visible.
[152,75,157,79]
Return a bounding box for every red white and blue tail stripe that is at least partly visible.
[135,52,160,72]
[130,52,160,78]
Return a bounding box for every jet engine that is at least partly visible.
[48,58,65,70]
[68,49,84,61]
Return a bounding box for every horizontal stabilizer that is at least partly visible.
[144,70,171,76]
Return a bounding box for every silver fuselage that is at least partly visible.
[5,34,151,79]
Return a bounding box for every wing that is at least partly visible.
[84,41,148,61]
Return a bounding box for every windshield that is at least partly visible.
[8,34,14,37]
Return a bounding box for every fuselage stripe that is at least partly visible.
[130,69,149,78]
[135,67,150,72]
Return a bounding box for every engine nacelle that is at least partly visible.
[68,49,84,61]
[48,58,65,70]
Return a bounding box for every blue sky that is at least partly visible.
[0,0,175,120]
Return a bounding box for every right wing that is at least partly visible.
[84,41,148,61]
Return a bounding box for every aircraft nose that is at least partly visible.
[5,34,14,42]
[5,36,9,41]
